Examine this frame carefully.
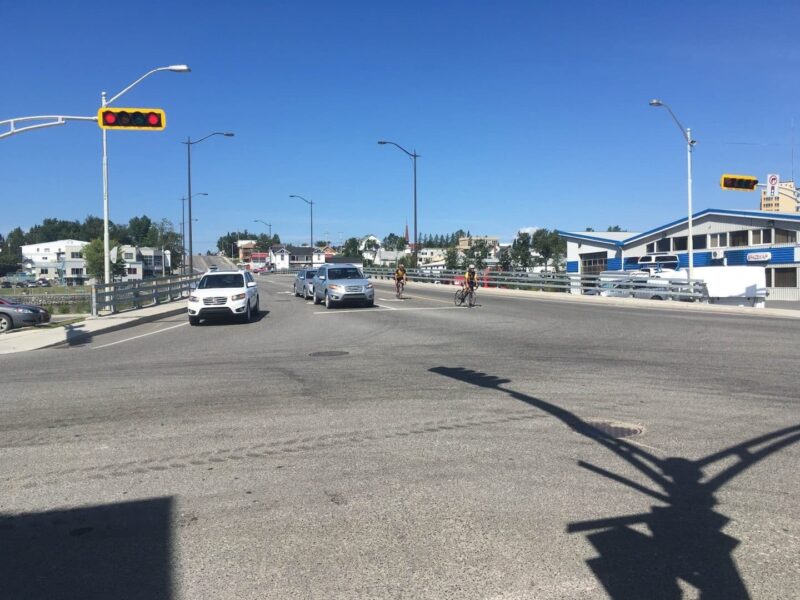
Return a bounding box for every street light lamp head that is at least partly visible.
[223,132,235,137]
[168,65,191,72]
[649,99,664,107]
[377,140,387,145]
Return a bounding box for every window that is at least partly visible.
[646,242,655,253]
[672,236,687,251]
[41,257,48,262]
[71,268,83,275]
[124,252,134,260]
[128,268,138,275]
[692,234,707,250]
[656,238,670,252]
[142,256,154,266]
[752,229,772,245]
[709,233,728,248]
[71,252,82,258]
[730,231,748,247]
[775,228,797,244]
[40,268,49,274]
[766,269,772,287]
[774,268,797,288]
[154,256,163,266]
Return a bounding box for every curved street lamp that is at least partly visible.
[650,99,696,281]
[101,65,191,284]
[181,193,207,274]
[183,132,234,273]
[378,140,419,265]
[289,195,314,250]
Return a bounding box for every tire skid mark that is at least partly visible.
[4,409,545,486]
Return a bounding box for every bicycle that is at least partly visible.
[454,285,476,307]
[395,279,405,299]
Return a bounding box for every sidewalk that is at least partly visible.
[0,302,187,354]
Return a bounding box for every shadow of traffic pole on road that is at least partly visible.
[430,366,800,600]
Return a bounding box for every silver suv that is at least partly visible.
[312,264,374,308]
[188,270,260,325]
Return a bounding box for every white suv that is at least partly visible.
[188,270,260,325]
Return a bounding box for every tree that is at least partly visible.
[444,247,460,270]
[607,225,624,232]
[585,227,595,232]
[531,229,566,272]
[128,216,153,246]
[463,239,490,269]
[382,233,407,251]
[342,237,360,257]
[82,239,126,279]
[316,240,330,248]
[510,232,533,270]
[498,247,512,271]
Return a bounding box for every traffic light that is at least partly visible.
[720,174,758,191]
[97,107,166,131]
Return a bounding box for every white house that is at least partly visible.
[20,239,89,284]
[269,245,325,270]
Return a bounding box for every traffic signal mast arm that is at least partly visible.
[0,114,96,140]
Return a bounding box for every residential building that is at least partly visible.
[269,245,325,270]
[119,245,170,280]
[558,208,800,301]
[457,236,500,255]
[372,248,411,266]
[760,181,798,213]
[417,247,446,263]
[20,239,89,285]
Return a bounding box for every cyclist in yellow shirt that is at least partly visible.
[394,264,407,297]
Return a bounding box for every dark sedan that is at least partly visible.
[0,297,51,332]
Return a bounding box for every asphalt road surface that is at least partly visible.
[2,275,798,599]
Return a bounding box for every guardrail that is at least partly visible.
[91,275,199,316]
[362,268,705,301]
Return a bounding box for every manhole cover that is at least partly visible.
[309,351,350,357]
[580,419,643,439]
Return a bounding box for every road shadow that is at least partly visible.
[64,322,91,347]
[197,309,270,325]
[0,496,173,600]
[429,366,800,600]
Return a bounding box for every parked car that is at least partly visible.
[0,299,51,332]
[293,268,317,299]
[312,264,374,308]
[37,279,51,287]
[0,281,12,289]
[187,270,260,325]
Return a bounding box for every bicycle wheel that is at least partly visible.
[454,289,464,306]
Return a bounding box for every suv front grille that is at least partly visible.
[345,286,362,292]
[203,296,227,306]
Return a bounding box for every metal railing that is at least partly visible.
[91,275,199,316]
[362,268,705,301]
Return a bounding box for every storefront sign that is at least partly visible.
[747,252,771,262]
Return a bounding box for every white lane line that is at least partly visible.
[315,305,461,315]
[91,322,190,349]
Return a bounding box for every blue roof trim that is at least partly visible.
[554,230,624,247]
[623,208,800,245]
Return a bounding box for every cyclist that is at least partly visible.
[394,264,407,296]
[463,264,478,305]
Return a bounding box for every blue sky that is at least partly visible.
[2,0,799,250]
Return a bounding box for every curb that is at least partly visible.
[42,306,187,350]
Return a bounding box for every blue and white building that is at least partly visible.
[558,209,800,301]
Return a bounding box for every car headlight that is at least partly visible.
[231,293,246,301]
[189,295,199,302]
[366,283,374,289]
[328,284,343,291]
[13,307,33,314]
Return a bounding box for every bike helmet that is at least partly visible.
[468,264,475,269]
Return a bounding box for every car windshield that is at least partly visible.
[328,268,362,280]
[198,274,244,289]
[305,270,317,279]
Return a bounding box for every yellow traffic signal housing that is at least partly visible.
[97,108,166,131]
[720,174,758,191]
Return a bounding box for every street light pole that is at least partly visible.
[378,140,420,266]
[650,99,695,282]
[183,132,234,274]
[254,219,272,238]
[100,64,190,285]
[289,195,314,251]
[182,193,207,274]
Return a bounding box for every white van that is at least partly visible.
[650,266,767,308]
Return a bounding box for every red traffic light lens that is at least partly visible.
[147,112,161,126]
[103,111,117,125]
